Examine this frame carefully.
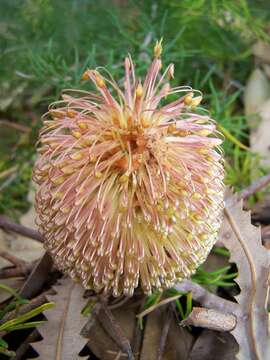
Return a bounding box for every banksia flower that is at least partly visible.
[33,41,224,297]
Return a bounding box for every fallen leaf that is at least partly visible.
[251,194,270,224]
[251,99,270,166]
[261,225,270,249]
[165,321,194,360]
[84,314,119,359]
[140,309,194,360]
[263,64,270,79]
[219,191,270,360]
[252,40,270,64]
[31,277,88,359]
[244,68,270,119]
[19,252,52,299]
[189,329,238,360]
[83,304,136,359]
[244,68,270,166]
[140,311,162,360]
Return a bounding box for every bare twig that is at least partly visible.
[180,307,237,332]
[136,294,181,320]
[174,280,237,313]
[0,262,34,279]
[238,172,270,200]
[0,250,27,267]
[157,308,172,360]
[101,303,135,360]
[0,290,52,328]
[0,290,53,338]
[107,350,128,358]
[114,351,124,360]
[0,215,43,242]
[0,120,30,133]
[0,250,36,279]
[108,296,130,310]
[0,166,18,180]
[0,171,17,192]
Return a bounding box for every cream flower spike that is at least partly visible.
[33,41,224,297]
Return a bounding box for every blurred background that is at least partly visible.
[1,0,270,219]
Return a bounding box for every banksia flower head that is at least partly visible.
[33,40,224,297]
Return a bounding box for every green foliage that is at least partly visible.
[0,339,16,358]
[0,302,54,332]
[192,265,237,287]
[141,287,193,328]
[0,284,54,356]
[165,288,193,321]
[0,133,37,219]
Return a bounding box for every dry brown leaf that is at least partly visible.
[251,194,270,224]
[189,330,238,360]
[244,68,270,166]
[262,225,270,249]
[252,41,270,64]
[140,309,193,360]
[219,191,270,360]
[244,68,270,118]
[20,252,52,299]
[83,315,119,359]
[83,305,136,359]
[252,99,270,166]
[31,277,88,359]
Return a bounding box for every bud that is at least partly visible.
[168,64,174,79]
[95,72,105,88]
[154,39,163,58]
[191,95,203,107]
[82,70,90,80]
[184,92,194,106]
[135,82,143,98]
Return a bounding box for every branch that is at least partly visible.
[0,290,53,338]
[0,215,43,242]
[0,119,30,133]
[174,280,237,313]
[238,172,270,200]
[0,250,36,279]
[0,166,18,180]
[0,290,52,328]
[0,250,27,267]
[181,307,236,332]
[0,263,34,279]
